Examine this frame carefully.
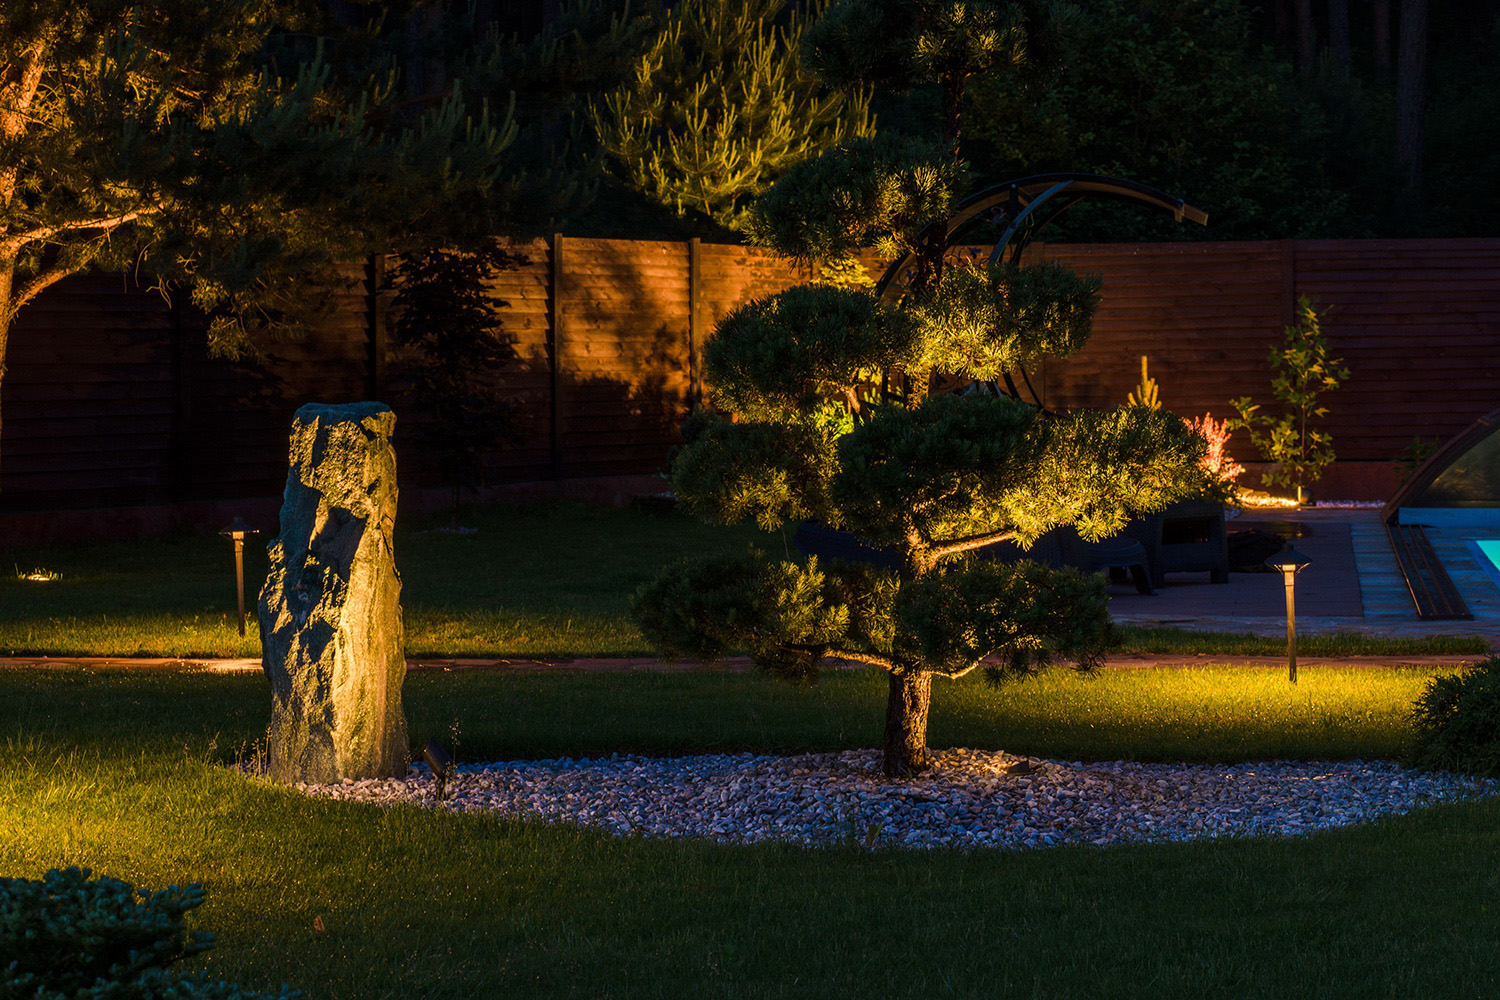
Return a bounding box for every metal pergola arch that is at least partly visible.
[873,173,1209,407]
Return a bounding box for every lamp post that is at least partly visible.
[218,518,259,637]
[1265,544,1311,683]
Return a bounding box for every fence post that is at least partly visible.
[688,237,702,407]
[549,233,565,479]
[366,254,388,400]
[1280,239,1298,326]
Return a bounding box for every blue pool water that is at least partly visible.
[1466,539,1500,591]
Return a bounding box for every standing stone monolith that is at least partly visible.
[259,401,408,783]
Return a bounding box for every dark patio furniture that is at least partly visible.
[1121,501,1230,587]
[1086,536,1154,594]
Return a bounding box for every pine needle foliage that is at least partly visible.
[592,0,872,230]
[745,133,964,267]
[0,1,626,483]
[1,867,295,1000]
[803,0,1050,158]
[907,261,1101,378]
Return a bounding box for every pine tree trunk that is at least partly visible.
[1372,0,1392,74]
[882,671,932,777]
[0,259,13,488]
[1394,0,1428,222]
[1294,0,1317,74]
[1328,0,1351,76]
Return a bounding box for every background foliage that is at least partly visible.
[573,0,1500,241]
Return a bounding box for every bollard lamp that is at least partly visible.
[218,518,259,637]
[1265,544,1311,683]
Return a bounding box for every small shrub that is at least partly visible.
[1186,413,1246,488]
[1398,435,1438,481]
[1125,355,1160,409]
[1410,656,1500,775]
[0,867,296,1000]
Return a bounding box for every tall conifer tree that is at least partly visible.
[592,0,872,230]
[0,1,628,480]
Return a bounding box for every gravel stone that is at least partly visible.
[289,749,1500,850]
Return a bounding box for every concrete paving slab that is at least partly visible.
[1110,508,1500,643]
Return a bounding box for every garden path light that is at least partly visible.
[1265,544,1311,683]
[218,518,258,637]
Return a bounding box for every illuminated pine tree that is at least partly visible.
[635,0,1221,778]
[591,0,872,230]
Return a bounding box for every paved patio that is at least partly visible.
[1106,507,1500,642]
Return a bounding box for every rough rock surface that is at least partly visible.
[295,749,1500,850]
[259,401,408,783]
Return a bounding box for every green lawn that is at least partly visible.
[5,664,1500,999]
[0,502,1489,660]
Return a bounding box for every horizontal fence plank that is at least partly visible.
[2,237,1497,512]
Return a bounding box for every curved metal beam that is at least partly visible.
[876,173,1208,300]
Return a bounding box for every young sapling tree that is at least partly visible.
[1230,297,1350,503]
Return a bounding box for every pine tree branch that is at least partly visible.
[10,261,86,317]
[4,209,151,251]
[926,659,984,679]
[928,528,1018,562]
[820,647,902,672]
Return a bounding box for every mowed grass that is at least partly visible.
[0,503,779,659]
[0,501,1489,660]
[6,664,1500,999]
[405,666,1448,764]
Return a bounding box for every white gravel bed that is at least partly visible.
[296,750,1500,850]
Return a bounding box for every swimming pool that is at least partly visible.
[1464,539,1500,592]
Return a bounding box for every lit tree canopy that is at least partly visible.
[591,0,871,230]
[638,260,1217,776]
[0,1,629,478]
[744,133,963,265]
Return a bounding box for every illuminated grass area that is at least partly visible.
[5,665,1500,999]
[0,503,1490,660]
[0,503,778,659]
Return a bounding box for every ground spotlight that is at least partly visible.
[421,739,456,800]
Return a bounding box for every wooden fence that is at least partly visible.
[1,236,1496,516]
